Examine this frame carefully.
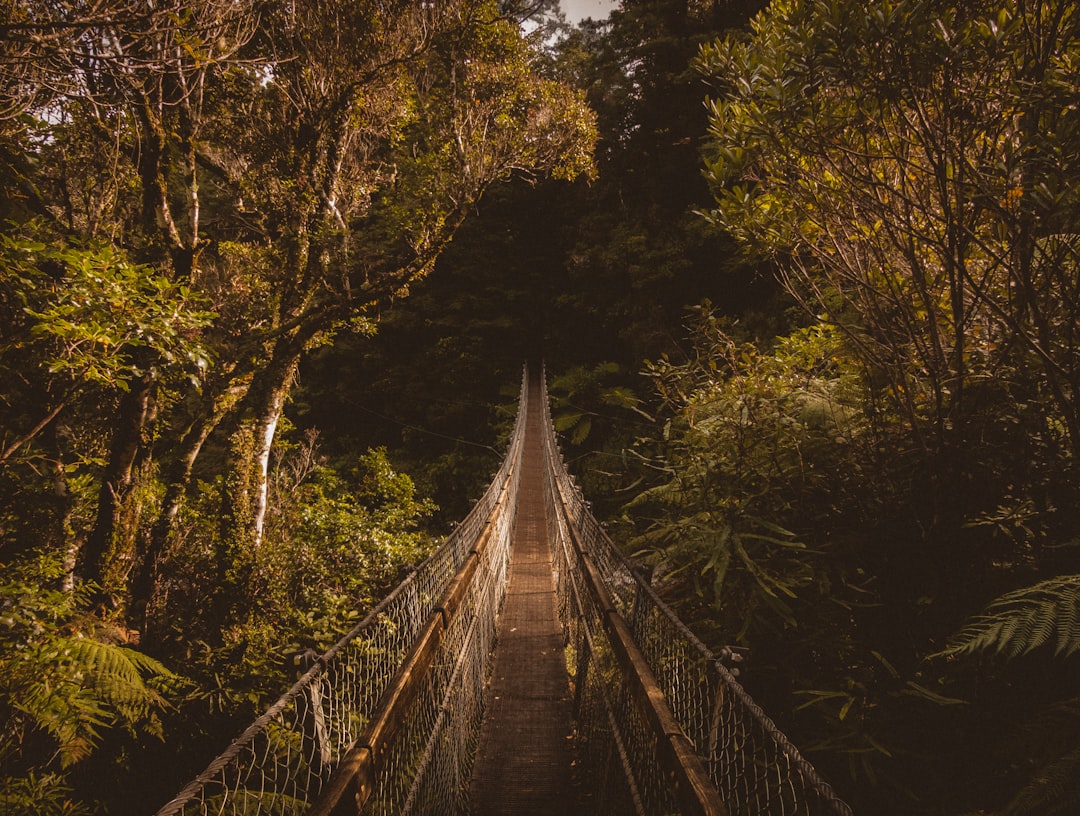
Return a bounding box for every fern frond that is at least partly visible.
[1058,589,1079,656]
[1005,746,1080,816]
[935,575,1080,660]
[624,478,695,510]
[10,636,174,767]
[13,673,109,767]
[0,773,91,816]
[57,636,173,721]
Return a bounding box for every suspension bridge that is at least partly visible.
[154,367,853,816]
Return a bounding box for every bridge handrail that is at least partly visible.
[538,370,854,816]
[552,479,728,816]
[152,369,529,816]
[306,425,521,813]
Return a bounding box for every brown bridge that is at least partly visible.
[154,368,853,816]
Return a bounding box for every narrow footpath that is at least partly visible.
[467,380,577,815]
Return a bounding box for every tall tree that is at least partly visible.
[699,0,1080,459]
[1,0,596,626]
[672,0,1080,811]
[290,0,772,525]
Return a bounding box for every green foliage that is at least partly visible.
[3,0,599,615]
[153,431,437,682]
[198,790,311,816]
[627,314,863,629]
[622,292,1080,811]
[0,223,214,575]
[665,1,1080,811]
[261,443,437,649]
[0,231,213,392]
[549,361,647,446]
[697,0,1080,455]
[0,772,90,816]
[933,575,1080,814]
[937,575,1080,660]
[1,552,175,806]
[1003,746,1080,816]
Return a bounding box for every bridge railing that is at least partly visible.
[539,373,854,816]
[153,372,528,816]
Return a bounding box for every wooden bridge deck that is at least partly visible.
[467,380,580,815]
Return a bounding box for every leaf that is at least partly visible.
[793,689,849,711]
[900,681,967,706]
[570,416,592,446]
[933,575,1080,661]
[740,531,807,548]
[838,696,854,720]
[747,516,799,538]
[553,411,583,433]
[865,736,894,758]
[870,650,901,681]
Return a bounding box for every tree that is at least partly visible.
[2,0,264,603]
[627,316,864,633]
[1,0,596,632]
[698,0,1080,459]
[289,0,775,534]
[0,230,212,592]
[685,1,1080,810]
[180,0,595,632]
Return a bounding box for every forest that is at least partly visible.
[2,0,1079,814]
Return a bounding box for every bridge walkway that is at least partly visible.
[153,366,855,816]
[467,376,579,814]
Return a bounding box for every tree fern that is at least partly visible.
[59,636,172,722]
[936,575,1080,660]
[2,553,176,771]
[13,635,173,768]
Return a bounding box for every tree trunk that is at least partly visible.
[46,419,77,594]
[81,373,155,604]
[209,347,301,633]
[219,353,299,550]
[251,373,291,548]
[132,373,254,637]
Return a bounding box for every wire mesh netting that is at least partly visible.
[538,374,854,816]
[153,375,527,816]
[363,460,518,816]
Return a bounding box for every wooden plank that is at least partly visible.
[467,395,578,813]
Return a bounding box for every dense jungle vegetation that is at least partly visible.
[2,1,1079,814]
